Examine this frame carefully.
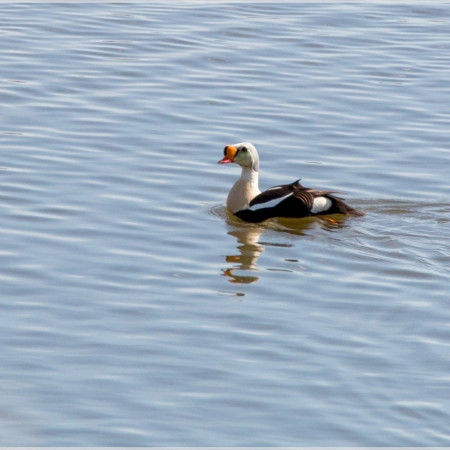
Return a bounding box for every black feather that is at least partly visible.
[235,180,364,223]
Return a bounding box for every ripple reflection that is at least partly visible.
[219,207,350,284]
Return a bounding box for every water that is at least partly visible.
[0,2,449,446]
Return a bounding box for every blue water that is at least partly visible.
[0,2,449,445]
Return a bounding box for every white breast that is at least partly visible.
[226,168,260,213]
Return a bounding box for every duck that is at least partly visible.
[218,142,364,223]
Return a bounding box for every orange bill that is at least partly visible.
[218,145,238,164]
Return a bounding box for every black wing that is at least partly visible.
[236,180,312,222]
[293,187,339,209]
[249,179,303,208]
[235,180,363,223]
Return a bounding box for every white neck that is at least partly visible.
[226,167,260,213]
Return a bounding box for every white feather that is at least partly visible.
[311,196,332,214]
[265,185,283,191]
[248,194,292,211]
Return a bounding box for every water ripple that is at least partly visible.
[0,2,449,447]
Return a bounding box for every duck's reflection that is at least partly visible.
[221,211,349,284]
[222,225,265,284]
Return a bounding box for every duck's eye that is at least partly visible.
[241,146,248,152]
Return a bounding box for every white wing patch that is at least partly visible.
[265,185,283,191]
[311,196,332,214]
[248,194,293,211]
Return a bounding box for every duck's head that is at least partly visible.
[218,142,260,172]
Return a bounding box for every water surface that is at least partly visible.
[0,2,449,446]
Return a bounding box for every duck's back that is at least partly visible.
[234,180,363,223]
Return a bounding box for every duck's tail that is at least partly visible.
[330,195,365,216]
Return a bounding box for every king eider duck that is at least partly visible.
[218,142,364,223]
